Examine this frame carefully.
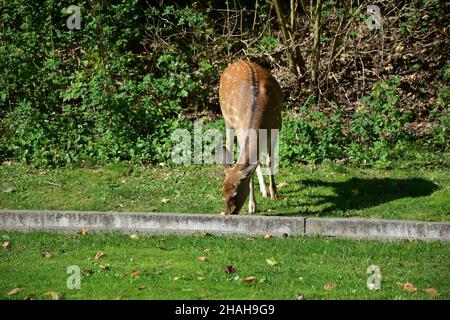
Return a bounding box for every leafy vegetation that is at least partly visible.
[1,163,449,221]
[0,0,448,168]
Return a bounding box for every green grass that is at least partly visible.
[0,231,448,300]
[0,162,449,221]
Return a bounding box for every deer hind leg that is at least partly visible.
[267,131,278,200]
[248,176,256,214]
[256,165,269,198]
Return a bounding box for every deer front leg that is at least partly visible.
[248,176,256,214]
[225,122,234,165]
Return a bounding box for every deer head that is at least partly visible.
[222,162,258,215]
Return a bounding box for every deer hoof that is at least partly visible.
[248,202,256,214]
[261,186,270,198]
[270,190,279,200]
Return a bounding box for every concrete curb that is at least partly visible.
[0,210,305,237]
[0,210,449,241]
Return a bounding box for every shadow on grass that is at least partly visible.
[275,177,439,216]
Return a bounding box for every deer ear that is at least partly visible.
[220,146,232,169]
[240,162,258,180]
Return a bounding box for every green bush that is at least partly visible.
[0,1,448,169]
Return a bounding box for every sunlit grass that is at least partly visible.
[1,162,449,221]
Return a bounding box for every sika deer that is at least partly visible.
[219,60,282,215]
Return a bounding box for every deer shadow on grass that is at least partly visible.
[274,177,439,216]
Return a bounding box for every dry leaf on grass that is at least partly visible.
[224,265,236,274]
[197,256,207,262]
[324,283,336,290]
[130,270,140,278]
[424,288,438,297]
[83,268,94,275]
[161,198,170,203]
[2,241,11,249]
[99,264,110,270]
[295,293,304,300]
[24,294,36,300]
[45,291,62,300]
[41,251,52,259]
[265,258,278,266]
[263,234,272,239]
[95,251,105,260]
[396,282,417,293]
[7,288,21,296]
[77,227,88,235]
[243,276,257,283]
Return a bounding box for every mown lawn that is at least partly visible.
[0,162,449,221]
[0,231,448,300]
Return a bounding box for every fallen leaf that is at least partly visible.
[2,241,11,249]
[424,288,438,297]
[77,227,88,235]
[83,268,94,275]
[243,276,257,283]
[324,283,336,290]
[161,198,170,203]
[8,288,21,296]
[197,276,206,281]
[225,265,236,274]
[384,64,394,72]
[45,291,62,300]
[197,256,207,262]
[396,282,417,293]
[24,294,36,300]
[99,264,110,270]
[395,44,405,54]
[41,251,52,259]
[130,270,140,278]
[265,257,278,266]
[95,251,105,260]
[277,182,289,188]
[3,187,16,193]
[138,285,146,290]
[295,293,304,300]
[263,234,272,239]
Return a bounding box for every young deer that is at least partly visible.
[219,60,282,215]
